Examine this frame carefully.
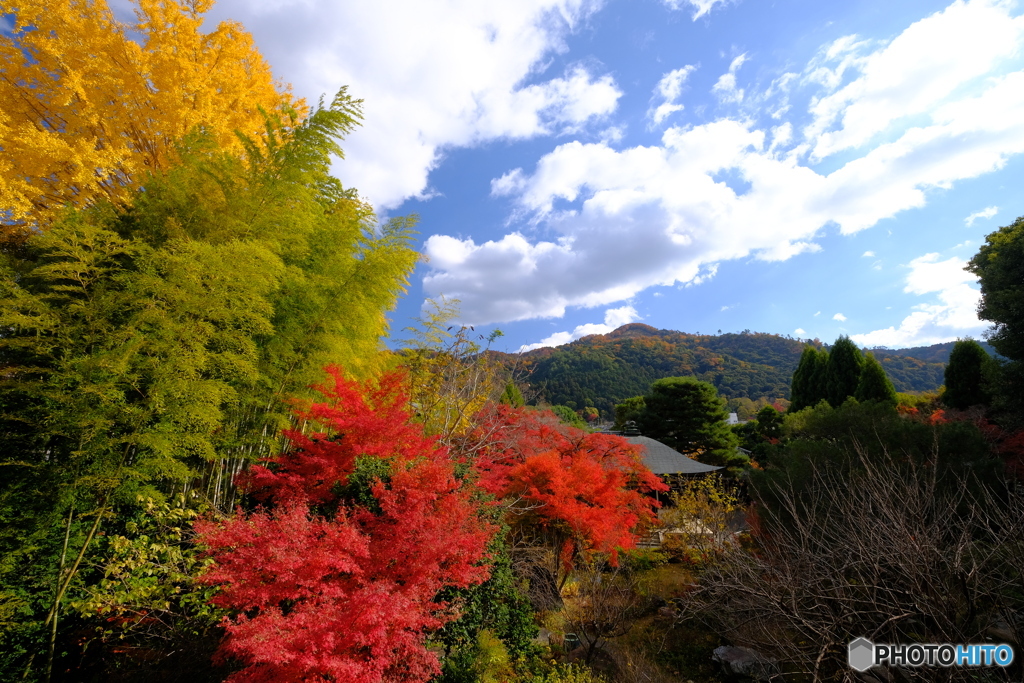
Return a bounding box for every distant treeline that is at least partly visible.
[495,324,969,417]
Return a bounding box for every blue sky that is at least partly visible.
[204,0,1024,352]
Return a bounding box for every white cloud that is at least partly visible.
[795,328,806,335]
[205,0,618,210]
[518,305,640,351]
[424,0,1024,325]
[427,64,1024,323]
[661,0,731,20]
[651,103,684,126]
[965,205,999,226]
[814,311,821,317]
[804,0,1024,160]
[862,250,875,257]
[851,253,988,347]
[712,53,747,104]
[768,122,793,155]
[648,66,698,126]
[833,313,847,322]
[657,66,697,101]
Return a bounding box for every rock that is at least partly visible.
[712,645,781,681]
[986,616,1017,643]
[657,604,680,619]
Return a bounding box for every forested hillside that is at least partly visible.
[499,324,955,416]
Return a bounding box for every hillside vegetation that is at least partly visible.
[498,324,954,416]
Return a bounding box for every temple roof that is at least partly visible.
[624,435,723,475]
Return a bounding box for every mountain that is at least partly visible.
[497,324,958,417]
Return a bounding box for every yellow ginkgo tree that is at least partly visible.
[0,0,305,234]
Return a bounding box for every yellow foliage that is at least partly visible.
[0,0,306,233]
[659,475,739,567]
[398,296,509,443]
[475,629,514,683]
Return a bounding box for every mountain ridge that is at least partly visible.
[497,324,980,418]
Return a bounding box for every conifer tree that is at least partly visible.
[499,381,525,407]
[789,346,814,412]
[826,336,864,407]
[790,345,827,411]
[855,352,897,405]
[637,377,742,468]
[790,345,831,412]
[810,347,830,406]
[942,339,992,410]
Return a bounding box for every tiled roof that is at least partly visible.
[624,435,723,475]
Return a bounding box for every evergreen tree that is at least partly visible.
[942,339,992,409]
[613,396,645,430]
[754,405,784,441]
[967,217,1024,422]
[790,345,827,411]
[498,381,525,408]
[636,377,741,468]
[550,405,587,429]
[968,217,1024,362]
[826,336,864,407]
[856,352,898,405]
[805,346,829,408]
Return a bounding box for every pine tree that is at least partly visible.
[855,353,897,404]
[636,376,740,467]
[826,336,864,407]
[942,339,992,409]
[499,381,525,407]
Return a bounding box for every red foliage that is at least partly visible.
[196,367,494,683]
[242,369,442,507]
[908,405,1024,484]
[998,429,1024,482]
[896,404,920,417]
[472,405,667,568]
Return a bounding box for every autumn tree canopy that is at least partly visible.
[197,368,495,683]
[0,0,305,232]
[473,405,666,585]
[0,97,421,679]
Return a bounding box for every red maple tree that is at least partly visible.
[472,405,667,583]
[196,367,494,683]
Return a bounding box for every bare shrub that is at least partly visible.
[564,564,650,664]
[689,442,1024,682]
